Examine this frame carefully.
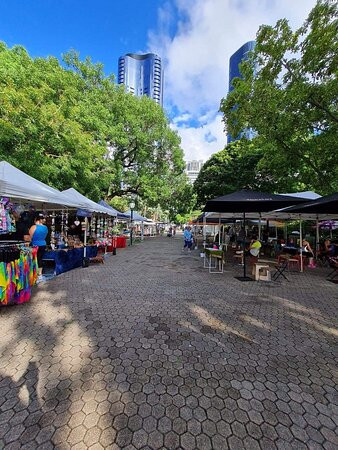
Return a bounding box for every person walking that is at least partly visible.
[29,212,48,284]
[182,226,193,252]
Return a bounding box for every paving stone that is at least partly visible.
[0,236,337,448]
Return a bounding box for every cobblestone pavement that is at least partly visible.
[0,236,337,450]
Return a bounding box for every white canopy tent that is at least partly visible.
[0,161,81,209]
[62,188,116,257]
[61,188,116,216]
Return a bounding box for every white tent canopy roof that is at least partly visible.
[62,188,116,216]
[0,161,81,208]
[284,191,321,200]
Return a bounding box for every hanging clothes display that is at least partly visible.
[0,198,16,234]
[0,245,38,306]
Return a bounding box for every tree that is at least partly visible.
[0,44,113,200]
[0,43,189,208]
[166,174,197,222]
[194,140,277,207]
[220,0,338,195]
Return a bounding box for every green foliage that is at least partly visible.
[194,140,277,207]
[166,174,197,222]
[0,43,189,209]
[109,196,129,213]
[220,0,338,195]
[175,210,202,225]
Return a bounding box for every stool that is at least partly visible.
[89,255,105,264]
[253,264,271,281]
[233,253,243,265]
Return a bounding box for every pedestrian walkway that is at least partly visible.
[0,237,337,449]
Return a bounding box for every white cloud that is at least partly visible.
[172,112,192,125]
[148,0,317,162]
[171,114,225,161]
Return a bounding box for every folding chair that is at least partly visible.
[272,259,289,281]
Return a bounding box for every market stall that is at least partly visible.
[0,161,83,305]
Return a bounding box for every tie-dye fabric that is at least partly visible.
[0,247,38,306]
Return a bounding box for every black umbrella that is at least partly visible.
[204,189,309,213]
[204,190,310,281]
[276,192,338,215]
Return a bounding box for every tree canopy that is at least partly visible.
[0,43,190,215]
[194,140,277,207]
[220,0,338,195]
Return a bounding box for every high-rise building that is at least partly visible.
[185,160,204,184]
[227,41,256,144]
[118,53,163,106]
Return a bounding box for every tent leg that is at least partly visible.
[203,215,206,249]
[84,217,88,258]
[316,218,320,258]
[218,217,221,247]
[300,218,303,273]
[243,212,246,278]
[235,212,253,282]
[258,215,261,241]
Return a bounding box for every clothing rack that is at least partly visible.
[0,244,38,307]
[0,241,27,247]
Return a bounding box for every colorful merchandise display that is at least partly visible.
[0,245,38,306]
[0,198,16,234]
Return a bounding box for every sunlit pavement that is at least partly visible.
[0,236,337,450]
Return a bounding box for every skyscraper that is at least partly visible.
[185,160,204,184]
[118,53,163,106]
[227,41,256,144]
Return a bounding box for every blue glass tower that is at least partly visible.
[118,53,163,106]
[227,41,256,144]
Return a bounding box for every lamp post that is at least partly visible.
[129,201,135,246]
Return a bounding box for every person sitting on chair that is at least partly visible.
[302,239,315,268]
[248,236,262,259]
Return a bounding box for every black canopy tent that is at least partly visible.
[204,190,310,281]
[276,192,338,216]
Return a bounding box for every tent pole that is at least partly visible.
[300,217,303,273]
[218,217,221,247]
[203,214,206,249]
[258,214,261,241]
[84,217,88,258]
[243,212,246,278]
[316,217,319,258]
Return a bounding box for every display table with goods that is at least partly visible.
[116,236,127,248]
[43,245,98,275]
[43,214,114,274]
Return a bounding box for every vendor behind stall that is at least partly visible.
[29,212,48,283]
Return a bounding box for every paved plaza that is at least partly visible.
[0,236,337,450]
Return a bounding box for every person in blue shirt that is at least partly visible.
[287,238,297,248]
[29,212,48,283]
[183,226,193,252]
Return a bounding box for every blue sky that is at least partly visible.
[0,0,166,76]
[0,0,317,162]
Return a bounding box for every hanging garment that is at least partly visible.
[0,246,37,306]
